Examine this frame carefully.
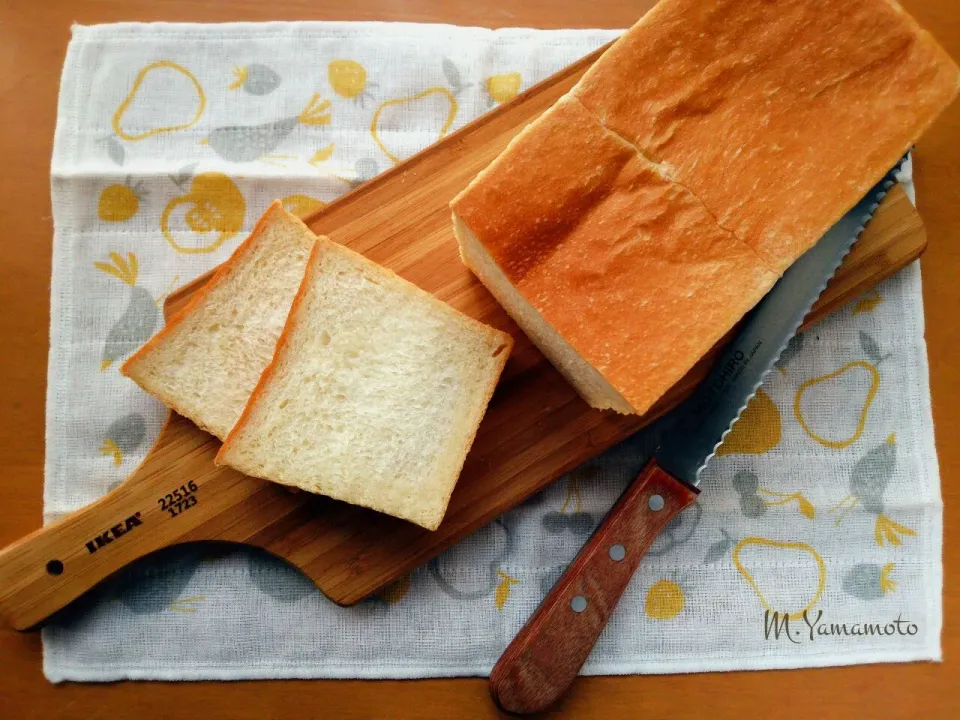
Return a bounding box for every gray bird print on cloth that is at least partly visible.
[830,434,916,546]
[229,64,282,95]
[201,94,331,162]
[843,562,898,600]
[100,413,147,466]
[94,252,160,371]
[703,529,735,564]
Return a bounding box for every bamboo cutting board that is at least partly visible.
[0,45,926,630]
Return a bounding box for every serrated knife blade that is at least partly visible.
[489,158,906,715]
[657,158,905,486]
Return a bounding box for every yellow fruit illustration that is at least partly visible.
[486,72,522,104]
[329,59,375,104]
[494,570,519,611]
[852,287,883,315]
[718,389,781,455]
[113,60,206,142]
[370,87,458,164]
[98,178,145,222]
[733,537,825,620]
[644,579,685,620]
[308,144,336,168]
[378,575,410,604]
[795,361,879,449]
[281,194,326,218]
[161,172,246,254]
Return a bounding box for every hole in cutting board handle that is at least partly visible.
[46,559,64,576]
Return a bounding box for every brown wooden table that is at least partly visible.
[0,1,957,717]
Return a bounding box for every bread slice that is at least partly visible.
[453,95,778,416]
[215,238,513,531]
[573,0,960,271]
[121,202,315,440]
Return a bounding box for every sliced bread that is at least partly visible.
[121,202,315,440]
[215,237,513,531]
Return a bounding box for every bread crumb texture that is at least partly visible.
[218,238,512,530]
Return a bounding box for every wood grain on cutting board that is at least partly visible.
[0,1,957,719]
[0,92,924,632]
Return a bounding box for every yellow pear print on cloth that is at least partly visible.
[645,579,685,620]
[98,177,146,223]
[281,194,326,219]
[830,433,916,546]
[733,537,826,621]
[485,72,522,104]
[161,168,245,254]
[100,413,147,466]
[229,64,281,95]
[718,389,781,455]
[843,562,897,600]
[377,575,411,605]
[94,252,160,370]
[328,60,377,106]
[795,332,887,450]
[113,61,206,142]
[494,570,520,611]
[371,58,462,165]
[202,94,331,163]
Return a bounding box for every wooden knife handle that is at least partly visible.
[489,459,699,714]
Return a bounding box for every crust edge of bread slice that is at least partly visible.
[215,236,514,531]
[120,201,316,440]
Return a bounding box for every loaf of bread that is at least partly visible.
[216,235,513,530]
[122,202,315,440]
[452,0,958,415]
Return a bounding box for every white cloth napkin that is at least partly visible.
[43,21,942,683]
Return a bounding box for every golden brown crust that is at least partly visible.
[574,0,959,270]
[453,96,778,414]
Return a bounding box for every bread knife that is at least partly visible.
[488,158,907,714]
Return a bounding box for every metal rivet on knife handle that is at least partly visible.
[570,595,587,613]
[648,494,665,512]
[608,544,626,562]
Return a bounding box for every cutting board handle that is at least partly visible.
[0,414,251,630]
[489,460,699,714]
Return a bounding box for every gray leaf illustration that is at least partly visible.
[103,286,159,369]
[106,136,125,165]
[704,533,734,564]
[442,57,463,91]
[850,436,897,514]
[859,330,884,366]
[241,64,281,95]
[205,118,299,162]
[775,331,804,371]
[169,162,198,190]
[245,547,317,603]
[354,157,379,183]
[843,563,894,600]
[104,413,146,453]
